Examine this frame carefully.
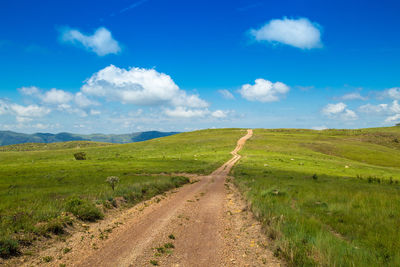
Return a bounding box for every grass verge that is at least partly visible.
[233,128,400,266]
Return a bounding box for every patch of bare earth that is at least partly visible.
[6,129,283,267]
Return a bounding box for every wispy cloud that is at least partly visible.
[336,92,367,101]
[120,0,150,13]
[60,27,121,56]
[218,89,235,100]
[385,114,400,123]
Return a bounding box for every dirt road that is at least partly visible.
[21,129,282,267]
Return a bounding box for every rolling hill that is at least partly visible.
[0,130,179,146]
[1,127,400,266]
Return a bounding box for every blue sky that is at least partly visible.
[1,0,400,133]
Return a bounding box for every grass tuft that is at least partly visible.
[42,255,53,262]
[65,198,104,222]
[168,234,175,240]
[0,238,20,259]
[150,259,159,265]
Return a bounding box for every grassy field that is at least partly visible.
[0,128,245,258]
[233,127,400,266]
[0,141,112,152]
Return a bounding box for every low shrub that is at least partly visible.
[73,152,86,160]
[0,237,19,258]
[65,198,103,222]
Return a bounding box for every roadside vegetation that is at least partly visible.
[0,129,244,258]
[233,127,400,266]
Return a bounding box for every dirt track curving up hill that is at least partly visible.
[19,129,283,267]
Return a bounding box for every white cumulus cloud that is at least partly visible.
[18,86,41,96]
[359,101,400,114]
[358,101,400,124]
[322,103,346,115]
[239,78,289,102]
[390,100,400,113]
[358,103,388,113]
[250,17,322,49]
[81,65,208,108]
[18,86,98,109]
[61,27,121,56]
[383,87,400,100]
[322,102,358,120]
[41,88,73,104]
[74,92,98,108]
[211,110,228,118]
[0,100,51,119]
[10,104,50,118]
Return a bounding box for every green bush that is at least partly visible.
[65,198,103,222]
[0,237,19,258]
[73,152,86,160]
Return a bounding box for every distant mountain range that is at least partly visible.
[0,131,179,146]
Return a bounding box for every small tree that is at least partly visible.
[106,176,119,191]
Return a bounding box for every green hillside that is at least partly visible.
[0,129,244,258]
[2,126,400,265]
[0,141,112,152]
[233,127,400,266]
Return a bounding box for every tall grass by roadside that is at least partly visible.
[233,128,400,266]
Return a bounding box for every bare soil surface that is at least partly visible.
[10,129,283,267]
